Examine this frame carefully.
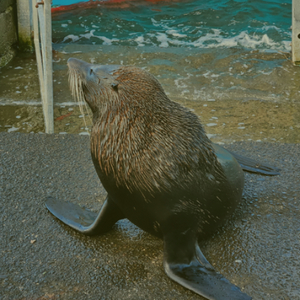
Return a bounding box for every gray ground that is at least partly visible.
[0,132,299,300]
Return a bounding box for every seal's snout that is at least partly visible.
[67,57,92,77]
[67,57,89,69]
[67,57,120,111]
[67,57,78,67]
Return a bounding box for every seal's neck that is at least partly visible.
[90,90,224,198]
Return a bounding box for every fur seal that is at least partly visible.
[46,58,280,300]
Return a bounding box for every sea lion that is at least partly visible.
[46,58,280,300]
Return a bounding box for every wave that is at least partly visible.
[191,30,291,51]
[60,28,291,52]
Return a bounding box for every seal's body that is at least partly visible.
[46,58,278,300]
[87,65,244,240]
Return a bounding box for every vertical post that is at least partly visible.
[32,0,54,134]
[17,0,33,51]
[42,0,54,133]
[292,0,300,64]
[32,0,45,114]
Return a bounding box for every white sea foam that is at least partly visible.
[59,17,290,52]
[60,18,290,51]
[156,33,169,48]
[133,28,289,51]
[94,36,119,45]
[166,29,187,38]
[261,25,281,31]
[80,30,96,40]
[80,30,119,45]
[63,34,80,43]
[135,36,145,47]
[146,26,290,51]
[63,30,119,45]
[7,126,19,132]
[192,30,288,50]
[151,18,159,27]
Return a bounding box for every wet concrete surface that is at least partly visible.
[1,45,300,144]
[1,132,299,299]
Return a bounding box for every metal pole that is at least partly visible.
[292,0,300,64]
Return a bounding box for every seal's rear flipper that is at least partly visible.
[228,150,280,176]
[163,233,251,300]
[46,196,124,236]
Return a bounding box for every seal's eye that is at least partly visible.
[111,83,118,92]
[90,68,93,75]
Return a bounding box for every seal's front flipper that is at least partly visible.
[46,196,124,236]
[163,232,251,300]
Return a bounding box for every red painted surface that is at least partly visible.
[52,0,179,15]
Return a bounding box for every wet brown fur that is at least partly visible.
[88,67,225,198]
[68,62,234,237]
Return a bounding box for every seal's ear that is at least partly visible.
[111,82,119,92]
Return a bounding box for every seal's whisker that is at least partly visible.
[68,68,92,136]
[82,100,92,135]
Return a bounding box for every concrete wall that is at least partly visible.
[0,0,17,67]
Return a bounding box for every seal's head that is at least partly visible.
[68,58,121,113]
[67,57,170,117]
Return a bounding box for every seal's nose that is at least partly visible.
[67,58,91,71]
[67,58,95,80]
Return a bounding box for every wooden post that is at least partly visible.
[292,0,300,64]
[17,0,33,51]
[32,0,54,134]
[43,0,54,134]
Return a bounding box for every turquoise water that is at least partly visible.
[52,0,291,51]
[1,0,297,138]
